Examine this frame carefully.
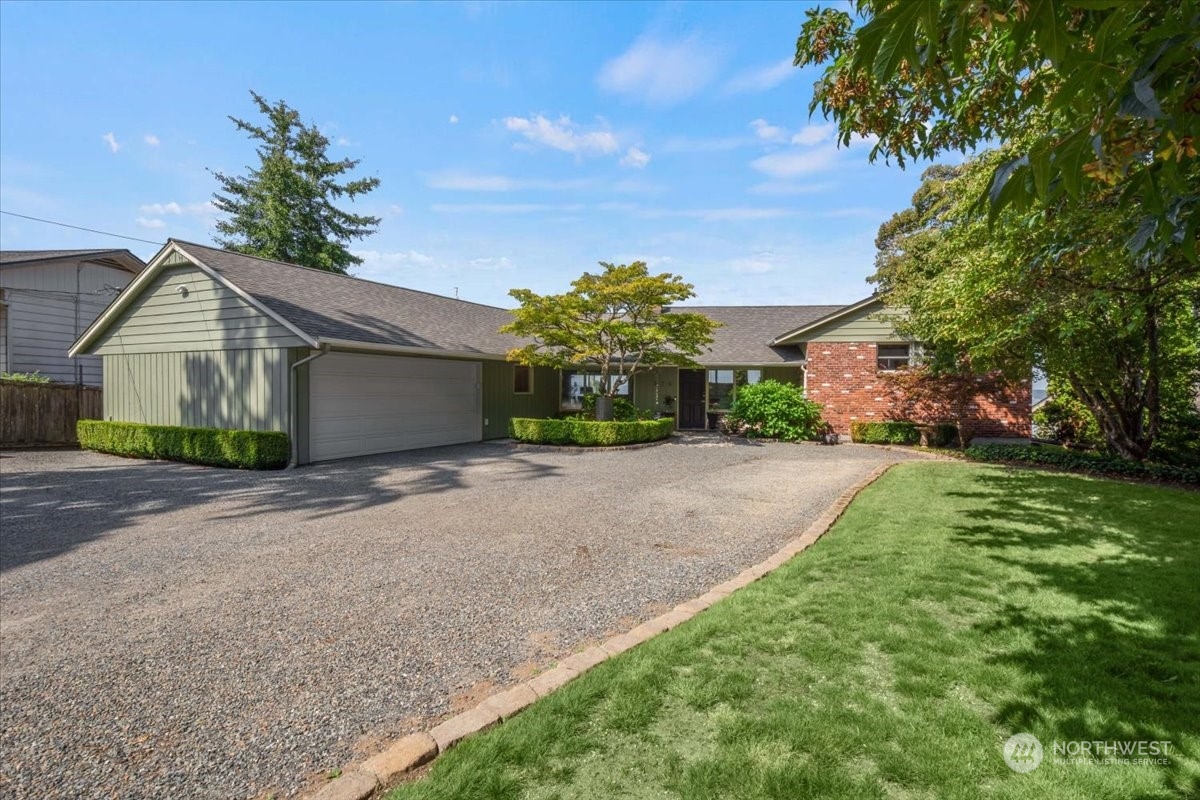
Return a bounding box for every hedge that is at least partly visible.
[850,421,920,445]
[509,417,674,447]
[965,443,1200,486]
[77,420,289,470]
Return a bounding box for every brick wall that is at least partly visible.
[804,342,1031,440]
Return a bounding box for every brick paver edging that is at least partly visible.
[303,462,898,800]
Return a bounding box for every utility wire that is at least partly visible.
[0,210,166,246]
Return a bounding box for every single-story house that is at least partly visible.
[1,249,146,384]
[70,240,1030,464]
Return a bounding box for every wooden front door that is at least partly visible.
[679,369,707,429]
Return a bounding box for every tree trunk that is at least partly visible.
[595,395,615,421]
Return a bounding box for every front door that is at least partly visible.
[679,369,706,429]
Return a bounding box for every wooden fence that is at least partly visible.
[0,382,103,445]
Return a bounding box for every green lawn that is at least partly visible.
[388,463,1200,800]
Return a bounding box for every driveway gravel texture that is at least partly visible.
[0,438,918,799]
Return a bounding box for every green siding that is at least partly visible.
[763,366,803,385]
[101,348,291,432]
[481,362,558,438]
[632,367,678,417]
[93,263,307,355]
[806,303,910,343]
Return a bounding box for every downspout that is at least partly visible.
[288,344,330,469]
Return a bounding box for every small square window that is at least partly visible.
[877,344,910,371]
[513,364,533,394]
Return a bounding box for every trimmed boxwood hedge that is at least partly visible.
[509,417,674,447]
[965,443,1200,486]
[850,421,920,445]
[77,420,289,470]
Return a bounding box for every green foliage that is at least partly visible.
[1033,391,1105,450]
[724,380,824,442]
[508,417,674,447]
[580,395,654,421]
[925,423,959,448]
[869,151,1200,461]
[211,91,381,274]
[796,1,1200,258]
[965,444,1199,486]
[502,262,719,404]
[850,421,920,445]
[77,420,289,470]
[0,371,52,384]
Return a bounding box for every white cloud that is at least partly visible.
[431,202,585,214]
[354,249,435,266]
[449,114,459,124]
[425,170,593,192]
[102,132,120,153]
[135,217,165,229]
[597,34,721,106]
[660,135,755,154]
[748,180,836,196]
[730,253,777,274]
[137,201,213,216]
[503,115,618,157]
[791,123,836,146]
[723,58,796,95]
[139,201,182,215]
[468,256,513,270]
[619,146,651,169]
[750,144,842,178]
[750,118,787,142]
[143,134,160,147]
[336,136,353,146]
[641,207,798,222]
[387,204,405,216]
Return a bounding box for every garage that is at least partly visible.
[309,351,482,462]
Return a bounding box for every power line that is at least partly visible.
[0,210,166,246]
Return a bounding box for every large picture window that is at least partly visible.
[561,370,631,409]
[707,369,761,410]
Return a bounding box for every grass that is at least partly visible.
[387,462,1200,800]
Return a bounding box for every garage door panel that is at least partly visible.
[308,353,482,462]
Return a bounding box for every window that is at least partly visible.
[707,368,761,410]
[513,364,532,394]
[560,370,630,409]
[877,344,910,371]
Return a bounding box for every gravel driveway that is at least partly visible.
[0,438,917,799]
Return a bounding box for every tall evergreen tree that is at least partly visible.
[211,91,380,274]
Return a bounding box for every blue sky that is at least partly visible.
[0,1,935,308]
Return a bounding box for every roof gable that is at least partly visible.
[0,249,146,274]
[667,305,844,364]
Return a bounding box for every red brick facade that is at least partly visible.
[804,342,1031,440]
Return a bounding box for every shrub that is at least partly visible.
[580,394,654,421]
[1032,395,1104,448]
[965,443,1199,485]
[0,371,52,384]
[77,420,289,469]
[850,421,920,445]
[927,423,959,447]
[509,417,674,446]
[725,380,824,442]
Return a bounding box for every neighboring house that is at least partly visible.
[1,249,146,385]
[70,240,1029,465]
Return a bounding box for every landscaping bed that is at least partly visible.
[966,442,1200,486]
[508,417,674,447]
[76,420,289,469]
[387,462,1200,800]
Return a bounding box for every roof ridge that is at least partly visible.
[170,239,512,313]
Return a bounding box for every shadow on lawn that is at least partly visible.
[0,444,562,573]
[948,470,1200,797]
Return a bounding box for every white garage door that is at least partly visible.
[309,352,482,462]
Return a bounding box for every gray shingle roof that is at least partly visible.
[1,249,143,269]
[175,241,523,355]
[174,242,856,363]
[669,305,844,364]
